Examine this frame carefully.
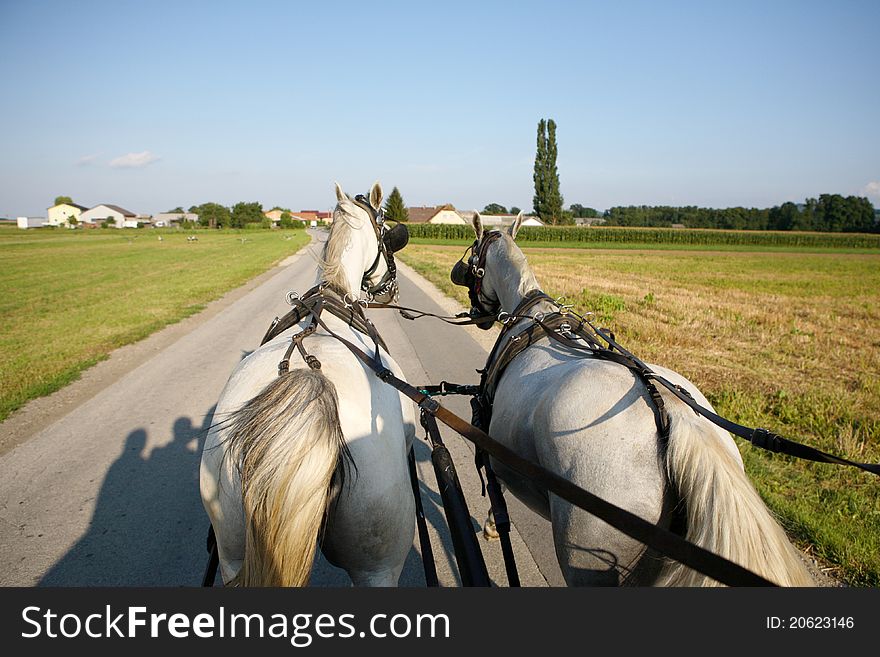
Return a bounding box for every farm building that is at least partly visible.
[407,204,468,224]
[80,204,138,228]
[152,212,198,227]
[574,216,607,226]
[407,205,543,228]
[264,209,333,225]
[292,210,332,224]
[47,202,88,227]
[16,216,47,229]
[477,213,544,228]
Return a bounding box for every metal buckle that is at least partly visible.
[497,311,510,324]
[419,396,440,414]
[555,297,574,315]
[474,267,485,278]
[285,291,299,305]
[343,292,357,308]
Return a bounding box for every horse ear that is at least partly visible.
[334,181,346,204]
[508,212,524,240]
[369,181,383,210]
[472,212,484,242]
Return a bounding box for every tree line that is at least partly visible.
[603,195,878,232]
[168,202,310,229]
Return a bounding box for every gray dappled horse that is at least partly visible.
[453,213,813,586]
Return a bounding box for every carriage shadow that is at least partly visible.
[39,410,216,586]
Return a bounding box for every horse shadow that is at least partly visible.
[39,409,217,586]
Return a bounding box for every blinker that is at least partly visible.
[383,222,409,253]
[450,259,472,286]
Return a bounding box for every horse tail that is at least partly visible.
[225,369,347,587]
[656,391,814,587]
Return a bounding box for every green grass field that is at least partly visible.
[400,242,880,586]
[0,226,309,422]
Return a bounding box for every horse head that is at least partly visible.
[330,181,408,304]
[450,212,527,329]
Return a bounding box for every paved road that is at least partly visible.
[0,231,562,587]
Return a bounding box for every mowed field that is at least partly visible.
[400,242,880,586]
[0,227,309,422]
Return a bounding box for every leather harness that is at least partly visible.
[261,283,388,375]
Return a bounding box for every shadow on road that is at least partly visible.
[39,409,216,586]
[38,404,480,587]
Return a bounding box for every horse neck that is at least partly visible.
[490,241,549,315]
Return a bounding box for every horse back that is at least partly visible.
[489,344,670,524]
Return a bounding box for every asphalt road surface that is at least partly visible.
[0,230,563,587]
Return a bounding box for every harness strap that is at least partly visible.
[261,284,389,353]
[365,301,496,326]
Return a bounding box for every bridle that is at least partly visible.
[450,230,505,329]
[351,194,409,300]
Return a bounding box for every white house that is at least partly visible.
[17,216,47,229]
[47,202,88,227]
[79,204,138,228]
[407,204,467,224]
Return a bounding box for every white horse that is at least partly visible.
[200,182,416,586]
[454,214,814,586]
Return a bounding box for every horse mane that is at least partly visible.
[319,200,361,295]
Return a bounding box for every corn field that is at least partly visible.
[405,223,880,249]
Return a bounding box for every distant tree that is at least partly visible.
[68,216,78,227]
[533,118,564,224]
[167,206,185,213]
[192,202,231,228]
[279,211,294,229]
[768,201,800,231]
[231,201,264,228]
[482,203,508,215]
[384,187,409,222]
[510,206,521,215]
[100,220,111,229]
[570,204,599,218]
[54,195,73,206]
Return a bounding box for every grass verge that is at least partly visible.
[0,227,310,421]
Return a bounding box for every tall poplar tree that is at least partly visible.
[545,119,564,223]
[384,186,409,222]
[533,119,547,220]
[533,118,564,224]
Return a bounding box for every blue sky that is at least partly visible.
[1,0,878,216]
